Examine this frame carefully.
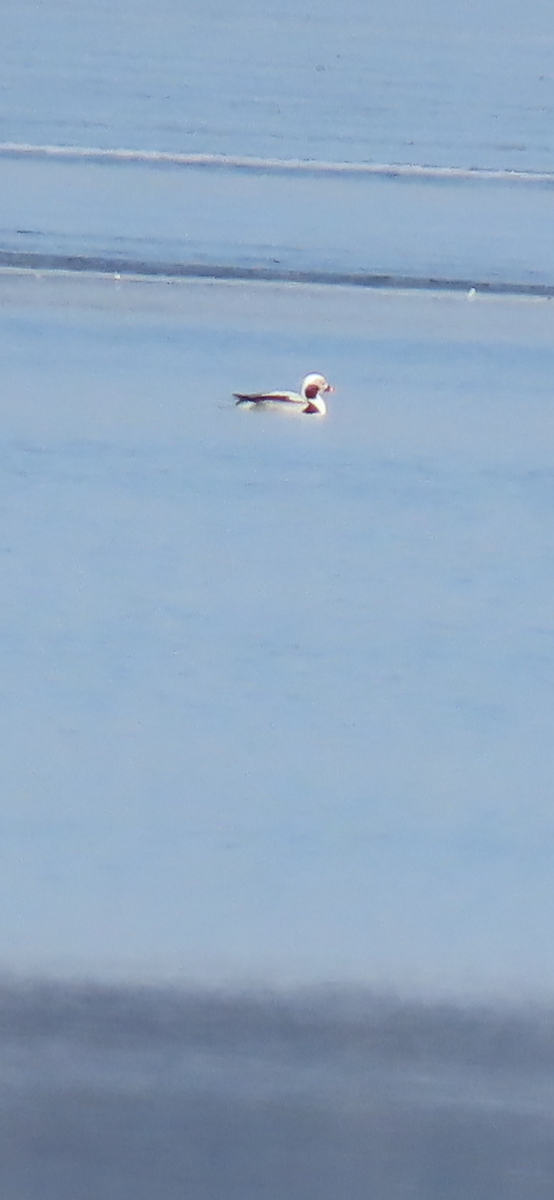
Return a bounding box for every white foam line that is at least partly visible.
[1,141,554,184]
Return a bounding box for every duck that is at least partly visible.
[234,373,333,415]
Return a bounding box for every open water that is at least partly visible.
[1,0,554,1194]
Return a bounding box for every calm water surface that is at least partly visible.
[1,272,553,995]
[2,3,554,1194]
[3,0,554,288]
[4,0,554,170]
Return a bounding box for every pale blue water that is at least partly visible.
[4,0,554,171]
[1,272,553,996]
[3,154,554,288]
[2,2,554,1194]
[3,0,554,290]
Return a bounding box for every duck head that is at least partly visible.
[300,373,333,415]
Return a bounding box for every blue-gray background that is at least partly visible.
[1,1,554,1195]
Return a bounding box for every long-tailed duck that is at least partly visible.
[234,373,333,416]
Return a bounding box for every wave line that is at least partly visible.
[1,250,553,297]
[1,142,554,185]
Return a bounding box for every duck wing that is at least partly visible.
[234,391,300,405]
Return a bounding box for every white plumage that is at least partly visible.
[234,373,333,416]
